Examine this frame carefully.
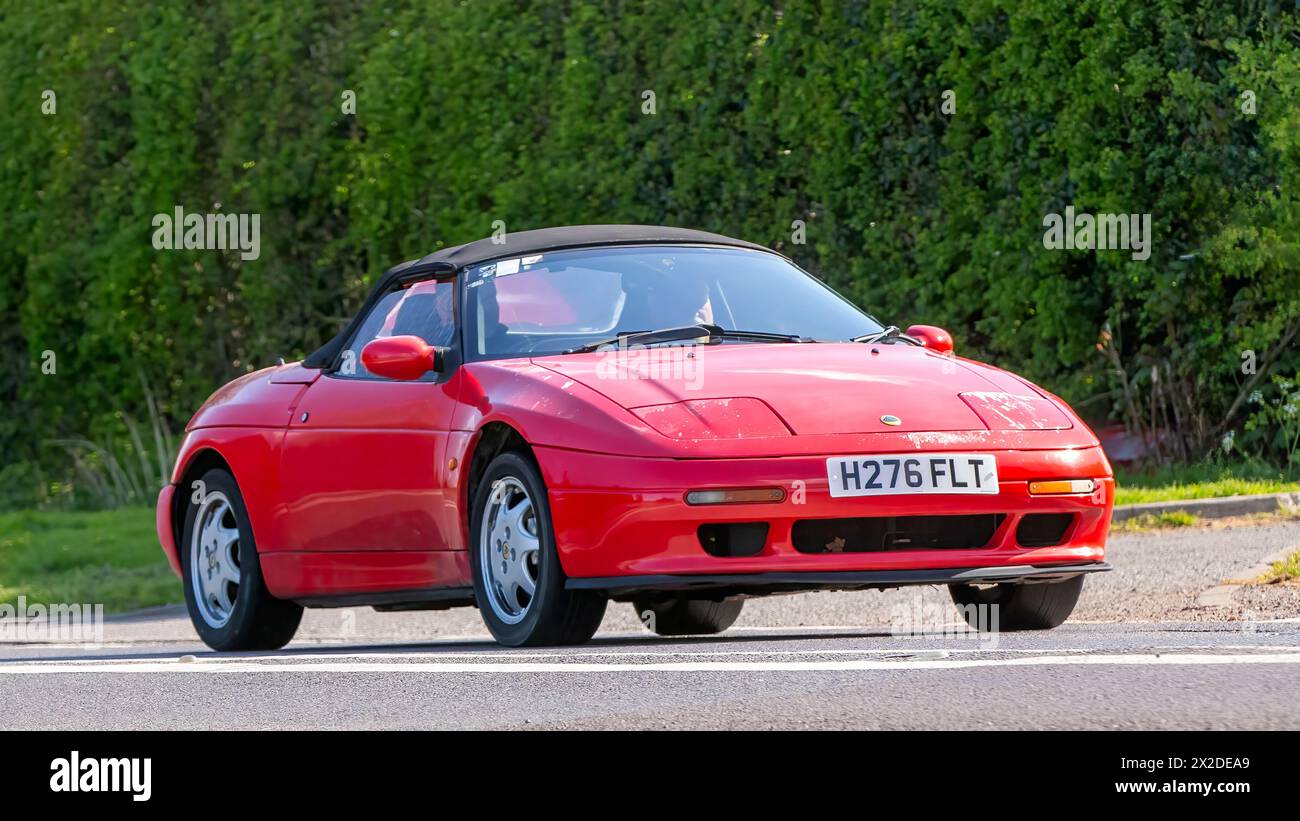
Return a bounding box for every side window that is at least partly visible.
[335,279,455,380]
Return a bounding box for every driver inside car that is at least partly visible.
[618,263,713,331]
[380,280,456,348]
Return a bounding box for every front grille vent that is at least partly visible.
[792,514,1006,554]
[698,522,769,557]
[1016,513,1074,547]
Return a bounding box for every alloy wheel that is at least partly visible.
[190,491,242,628]
[479,477,542,625]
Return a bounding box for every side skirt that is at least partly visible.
[293,586,475,611]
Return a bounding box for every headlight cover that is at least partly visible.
[630,397,793,440]
[959,391,1073,431]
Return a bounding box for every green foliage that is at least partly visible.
[49,395,177,509]
[1261,549,1300,584]
[1,1,1298,506]
[1242,374,1300,468]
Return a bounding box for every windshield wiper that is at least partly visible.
[562,324,812,354]
[563,325,715,354]
[700,325,813,344]
[851,325,920,345]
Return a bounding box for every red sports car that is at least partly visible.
[156,225,1113,649]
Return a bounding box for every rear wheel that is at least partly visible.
[180,468,303,651]
[633,597,744,636]
[948,575,1084,631]
[470,451,607,646]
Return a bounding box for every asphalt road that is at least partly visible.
[2,520,1298,729]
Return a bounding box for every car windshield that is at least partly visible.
[462,245,883,357]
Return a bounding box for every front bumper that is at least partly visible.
[156,483,182,577]
[538,445,1113,580]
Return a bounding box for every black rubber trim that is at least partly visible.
[565,562,1111,596]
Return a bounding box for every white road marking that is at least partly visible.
[4,643,1293,664]
[163,643,1300,662]
[1,651,1300,675]
[5,617,1297,650]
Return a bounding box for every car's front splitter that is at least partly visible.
[566,561,1112,597]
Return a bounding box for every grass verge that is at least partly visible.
[1110,510,1199,533]
[0,507,179,614]
[1114,461,1300,507]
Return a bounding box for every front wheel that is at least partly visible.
[948,575,1085,631]
[180,468,303,651]
[470,451,607,646]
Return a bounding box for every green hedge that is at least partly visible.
[1,0,1298,506]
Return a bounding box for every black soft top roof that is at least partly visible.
[417,223,767,267]
[303,224,771,368]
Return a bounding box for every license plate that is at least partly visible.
[826,453,999,497]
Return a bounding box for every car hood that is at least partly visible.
[532,342,1070,436]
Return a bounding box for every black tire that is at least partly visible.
[470,451,607,646]
[180,468,303,651]
[633,597,744,636]
[948,575,1084,631]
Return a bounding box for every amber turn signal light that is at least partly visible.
[685,487,787,505]
[1028,479,1096,495]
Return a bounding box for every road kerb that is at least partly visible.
[1113,492,1300,523]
